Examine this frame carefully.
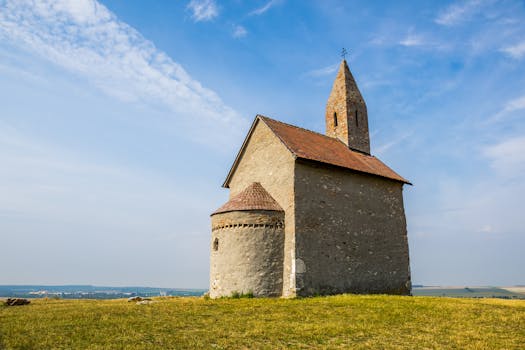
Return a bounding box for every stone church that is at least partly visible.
[209,59,411,298]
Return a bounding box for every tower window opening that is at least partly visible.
[355,110,359,127]
[333,112,338,127]
[213,238,219,251]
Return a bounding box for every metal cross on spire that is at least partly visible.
[341,47,348,60]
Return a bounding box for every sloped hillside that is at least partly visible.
[1,295,524,349]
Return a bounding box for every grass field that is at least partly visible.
[1,295,524,349]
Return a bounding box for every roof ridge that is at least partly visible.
[257,114,376,159]
[258,114,333,141]
[258,115,342,144]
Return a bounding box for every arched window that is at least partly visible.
[213,238,219,251]
[355,110,359,127]
[333,112,338,127]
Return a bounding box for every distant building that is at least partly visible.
[210,60,411,298]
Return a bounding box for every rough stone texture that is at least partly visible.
[225,120,297,297]
[325,60,370,154]
[213,59,411,298]
[209,210,285,298]
[294,159,411,296]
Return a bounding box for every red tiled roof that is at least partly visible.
[212,182,283,215]
[259,116,410,184]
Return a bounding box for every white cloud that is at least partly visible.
[398,29,449,50]
[305,63,339,78]
[488,95,525,122]
[501,41,525,59]
[479,225,494,233]
[399,34,425,47]
[369,35,387,46]
[375,131,413,156]
[483,136,525,178]
[249,0,281,16]
[435,0,483,26]
[186,0,219,22]
[503,95,525,113]
[371,30,444,50]
[232,25,247,38]
[0,0,246,147]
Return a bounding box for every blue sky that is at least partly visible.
[0,0,524,288]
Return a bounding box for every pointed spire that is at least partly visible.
[325,59,370,154]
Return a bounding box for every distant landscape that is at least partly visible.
[0,285,207,299]
[1,285,524,299]
[412,285,525,299]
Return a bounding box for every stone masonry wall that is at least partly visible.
[325,61,370,154]
[294,160,411,296]
[210,210,284,298]
[226,119,297,297]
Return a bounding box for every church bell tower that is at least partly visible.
[325,59,370,154]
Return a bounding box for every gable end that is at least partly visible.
[222,115,295,188]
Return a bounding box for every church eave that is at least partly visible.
[295,157,412,185]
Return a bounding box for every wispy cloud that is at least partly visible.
[0,0,245,146]
[232,25,247,38]
[479,225,494,233]
[371,29,445,51]
[503,95,525,113]
[399,33,448,51]
[249,0,281,16]
[399,33,425,47]
[375,131,413,156]
[305,63,339,78]
[488,94,525,122]
[369,35,387,46]
[435,0,484,26]
[483,136,525,178]
[501,41,525,59]
[187,0,219,22]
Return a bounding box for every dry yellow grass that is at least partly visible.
[1,295,524,349]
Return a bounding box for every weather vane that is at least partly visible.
[341,47,348,60]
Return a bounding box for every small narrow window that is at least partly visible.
[355,110,359,127]
[333,112,338,127]
[213,238,219,251]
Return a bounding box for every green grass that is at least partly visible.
[1,295,524,349]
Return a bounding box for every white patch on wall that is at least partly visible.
[295,258,306,273]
